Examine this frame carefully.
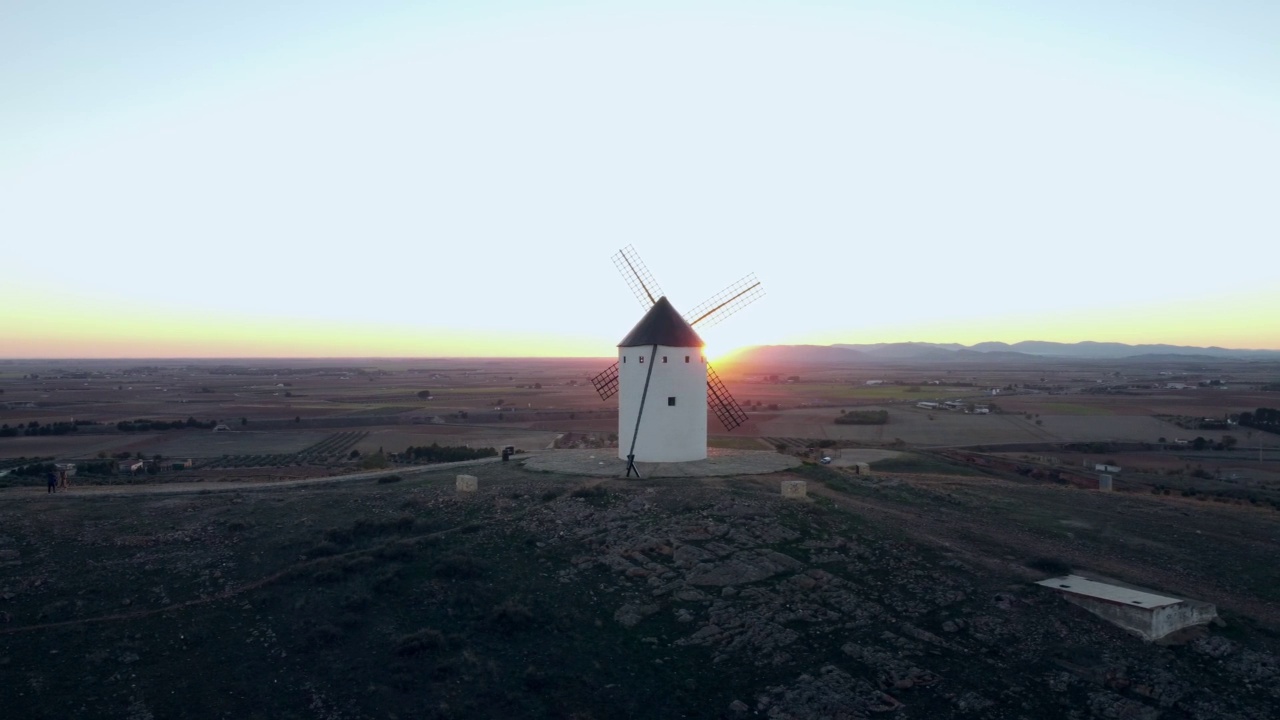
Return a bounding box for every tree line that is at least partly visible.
[1239,408,1280,435]
[395,443,498,463]
[0,420,96,437]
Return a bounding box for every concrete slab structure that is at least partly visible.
[1037,575,1216,641]
[781,480,807,499]
[456,475,478,492]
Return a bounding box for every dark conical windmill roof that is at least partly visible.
[618,296,705,348]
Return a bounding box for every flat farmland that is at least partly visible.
[351,426,564,455]
[0,432,159,460]
[726,381,981,407]
[995,389,1275,418]
[755,406,1214,447]
[148,429,334,458]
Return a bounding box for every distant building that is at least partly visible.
[118,459,144,474]
[1094,463,1121,473]
[943,401,965,411]
[1165,383,1190,390]
[916,401,939,410]
[864,380,885,386]
[212,424,231,432]
[973,405,991,414]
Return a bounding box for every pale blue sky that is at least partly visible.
[2,1,1277,356]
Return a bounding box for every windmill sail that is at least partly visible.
[590,362,620,401]
[685,274,764,329]
[601,246,756,440]
[706,363,748,431]
[612,245,664,309]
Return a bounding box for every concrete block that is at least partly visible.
[456,474,478,492]
[1099,474,1113,491]
[781,480,807,499]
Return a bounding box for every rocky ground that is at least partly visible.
[1,462,1277,719]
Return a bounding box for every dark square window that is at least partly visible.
[639,356,644,364]
[667,397,676,406]
[684,355,690,363]
[622,356,626,363]
[662,356,667,363]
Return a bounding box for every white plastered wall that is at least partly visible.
[617,345,707,462]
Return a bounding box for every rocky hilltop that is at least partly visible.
[0,462,1277,719]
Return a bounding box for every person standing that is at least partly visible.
[57,469,69,490]
[46,470,57,494]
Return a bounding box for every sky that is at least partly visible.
[2,0,1277,358]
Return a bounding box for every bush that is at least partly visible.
[376,474,402,484]
[395,629,446,657]
[1026,557,1072,575]
[573,481,606,499]
[489,599,536,635]
[400,443,498,463]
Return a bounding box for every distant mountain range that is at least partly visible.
[725,341,1280,365]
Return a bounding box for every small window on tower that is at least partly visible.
[684,356,690,363]
[622,356,626,363]
[639,356,645,364]
[662,356,668,363]
[667,397,676,406]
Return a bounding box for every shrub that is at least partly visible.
[489,599,536,635]
[1026,557,1071,575]
[306,541,342,558]
[395,629,446,657]
[376,474,403,484]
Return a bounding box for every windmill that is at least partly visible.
[590,246,763,477]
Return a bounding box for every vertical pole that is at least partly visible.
[625,344,659,478]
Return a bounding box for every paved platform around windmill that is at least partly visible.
[520,448,802,478]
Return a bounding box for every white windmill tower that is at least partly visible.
[591,246,764,477]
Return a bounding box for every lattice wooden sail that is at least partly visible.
[599,246,757,439]
[706,363,749,431]
[684,273,764,330]
[590,362,620,401]
[612,245,663,310]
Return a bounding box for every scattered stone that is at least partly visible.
[1192,635,1237,658]
[614,603,661,628]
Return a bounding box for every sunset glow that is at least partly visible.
[2,2,1277,358]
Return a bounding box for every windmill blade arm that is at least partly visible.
[685,273,764,329]
[706,363,749,431]
[590,362,620,401]
[612,245,664,309]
